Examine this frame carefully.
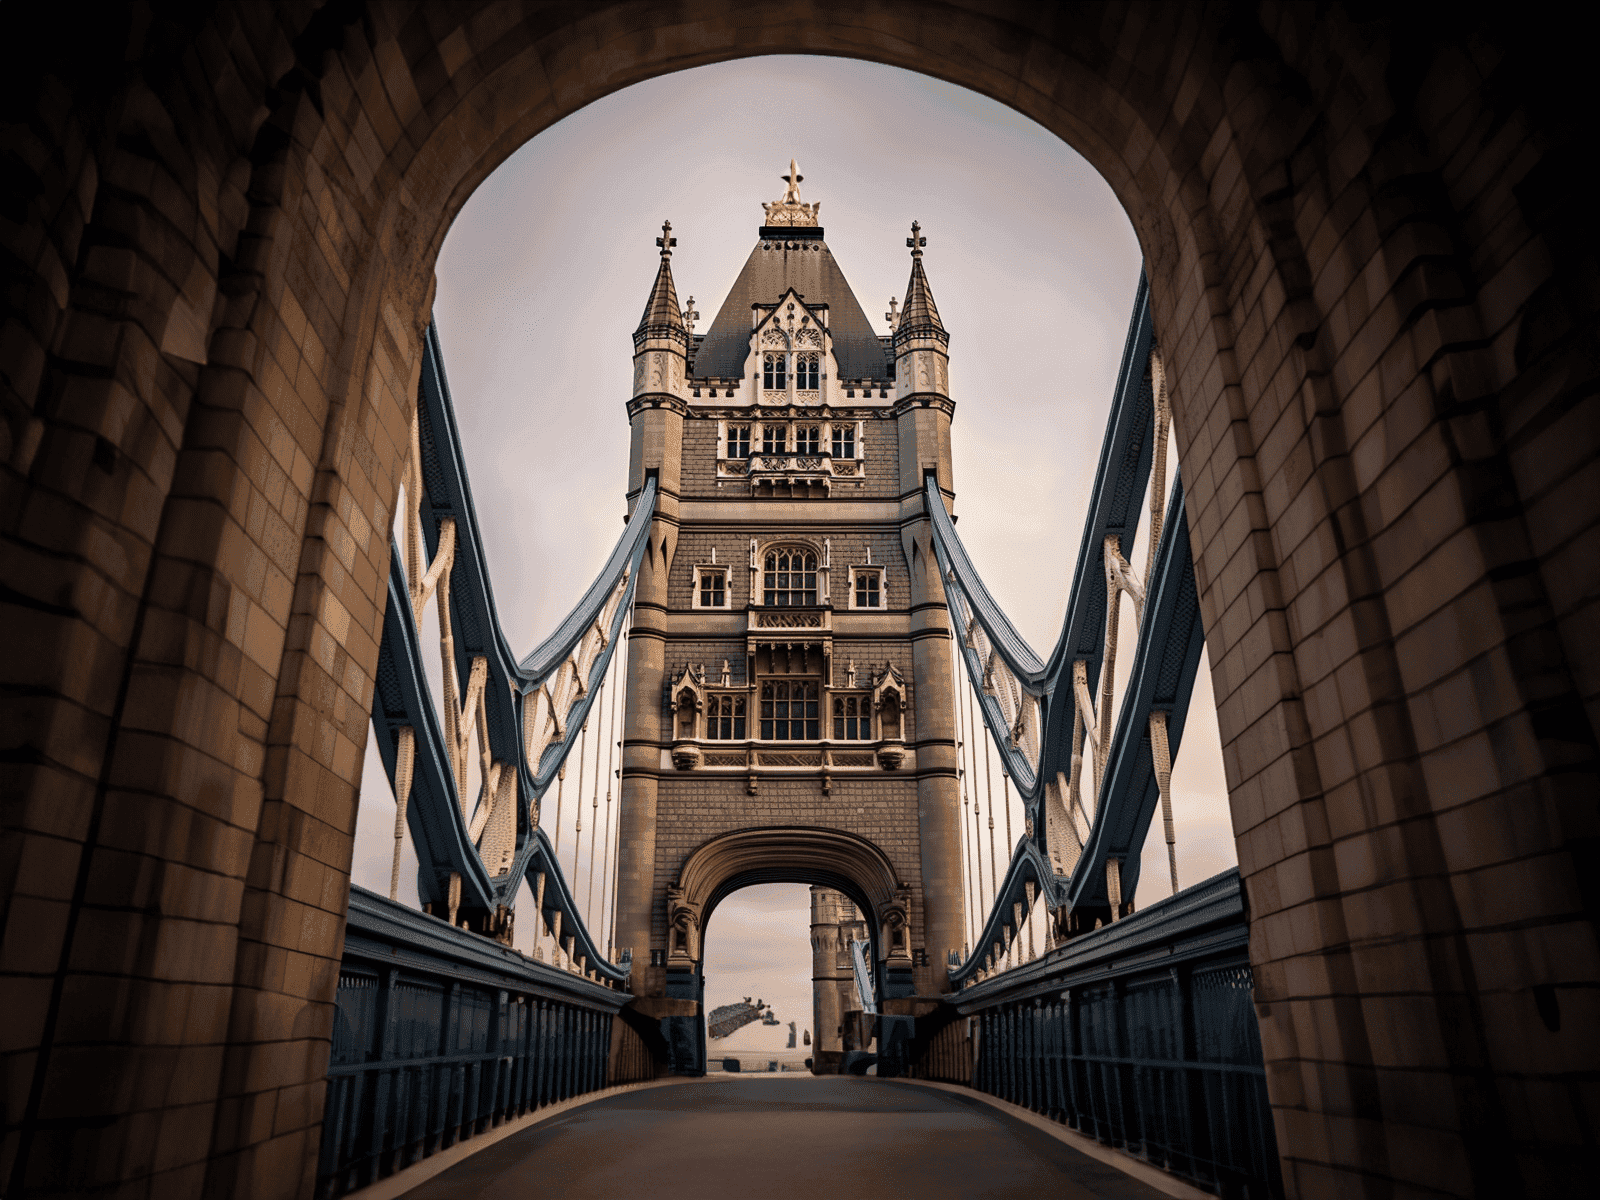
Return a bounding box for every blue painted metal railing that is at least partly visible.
[317,887,650,1197]
[914,869,1283,1199]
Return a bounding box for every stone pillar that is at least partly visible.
[897,423,963,993]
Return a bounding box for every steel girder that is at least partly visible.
[932,270,1209,987]
[368,322,653,986]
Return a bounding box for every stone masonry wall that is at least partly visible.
[679,412,902,498]
[650,775,925,950]
[666,529,909,610]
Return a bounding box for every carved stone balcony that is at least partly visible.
[716,455,864,492]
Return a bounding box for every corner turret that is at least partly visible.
[893,222,949,402]
[633,220,688,402]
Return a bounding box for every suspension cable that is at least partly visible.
[1003,769,1016,969]
[957,642,982,949]
[590,648,618,931]
[606,609,633,956]
[981,689,998,920]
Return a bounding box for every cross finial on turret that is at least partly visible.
[907,221,926,257]
[886,297,899,330]
[657,219,676,257]
[682,296,699,334]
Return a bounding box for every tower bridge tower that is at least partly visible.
[612,167,965,1074]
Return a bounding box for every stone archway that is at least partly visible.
[654,826,913,1078]
[664,826,911,970]
[1,5,1594,1198]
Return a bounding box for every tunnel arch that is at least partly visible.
[2,5,1593,1199]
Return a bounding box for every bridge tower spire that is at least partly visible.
[893,220,949,400]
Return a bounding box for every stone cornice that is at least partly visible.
[626,394,691,418]
[890,395,956,418]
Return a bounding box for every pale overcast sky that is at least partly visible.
[349,56,1237,1051]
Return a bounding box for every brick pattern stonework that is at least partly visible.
[0,4,1592,1197]
[679,412,901,498]
[666,529,909,610]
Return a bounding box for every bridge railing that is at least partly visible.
[913,869,1282,1199]
[317,886,651,1198]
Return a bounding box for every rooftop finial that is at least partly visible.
[907,221,926,258]
[657,219,676,258]
[682,296,699,335]
[762,159,820,227]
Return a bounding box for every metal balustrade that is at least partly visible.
[913,869,1283,1200]
[316,887,648,1198]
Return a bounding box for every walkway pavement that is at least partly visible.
[397,1076,1173,1199]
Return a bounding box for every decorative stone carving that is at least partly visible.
[755,611,822,628]
[759,751,823,767]
[665,884,702,964]
[669,663,706,767]
[760,158,821,226]
[881,888,913,962]
[832,752,877,767]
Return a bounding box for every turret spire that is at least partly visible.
[635,219,684,337]
[896,221,945,339]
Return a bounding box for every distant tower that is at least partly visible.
[810,886,870,1072]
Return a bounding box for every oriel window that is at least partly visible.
[831,424,855,459]
[763,549,817,606]
[833,695,869,740]
[699,569,726,608]
[795,425,820,455]
[761,424,787,454]
[707,695,746,740]
[763,353,787,390]
[761,681,819,740]
[727,425,750,459]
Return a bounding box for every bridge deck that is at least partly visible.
[393,1077,1175,1199]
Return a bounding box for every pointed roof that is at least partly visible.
[896,221,945,339]
[635,220,685,337]
[693,233,888,380]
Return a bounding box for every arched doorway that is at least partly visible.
[652,826,913,1077]
[2,6,1592,1198]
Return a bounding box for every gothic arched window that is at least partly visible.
[799,353,819,389]
[763,548,817,606]
[763,353,787,390]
